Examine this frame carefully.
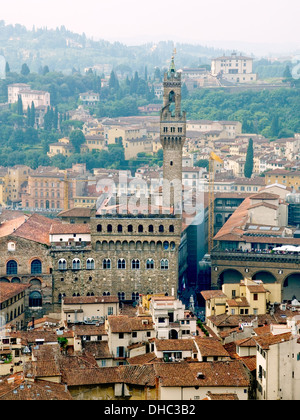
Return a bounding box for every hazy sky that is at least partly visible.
[2,0,300,53]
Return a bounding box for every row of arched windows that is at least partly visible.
[58,258,169,271]
[97,223,175,234]
[6,259,42,276]
[58,291,141,303]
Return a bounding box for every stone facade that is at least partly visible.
[51,214,182,310]
[0,235,53,321]
[211,250,300,301]
[160,57,186,209]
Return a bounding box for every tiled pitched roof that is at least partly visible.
[154,339,198,352]
[108,316,154,333]
[194,337,230,357]
[0,376,73,400]
[0,283,31,303]
[201,290,227,300]
[154,360,250,388]
[208,314,276,328]
[50,223,90,234]
[253,332,292,350]
[12,213,61,245]
[83,341,111,359]
[127,352,158,365]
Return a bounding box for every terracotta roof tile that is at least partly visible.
[0,283,31,303]
[108,316,154,333]
[194,337,230,357]
[154,339,198,352]
[12,214,61,245]
[50,223,90,234]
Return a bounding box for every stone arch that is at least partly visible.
[136,241,142,251]
[157,241,162,251]
[95,240,101,251]
[122,241,128,251]
[11,277,20,283]
[150,241,156,252]
[109,240,115,250]
[29,290,42,308]
[218,268,244,288]
[252,271,277,283]
[143,241,149,251]
[0,277,9,283]
[115,240,122,251]
[129,241,135,251]
[102,241,108,251]
[283,273,300,301]
[30,278,42,287]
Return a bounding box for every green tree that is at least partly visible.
[69,129,86,153]
[21,63,30,76]
[30,101,35,127]
[5,62,10,74]
[17,95,23,115]
[244,138,254,178]
[270,114,280,138]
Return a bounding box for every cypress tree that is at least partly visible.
[244,138,254,178]
[17,95,23,115]
[27,105,31,126]
[30,101,35,127]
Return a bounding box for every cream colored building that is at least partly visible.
[1,165,31,206]
[186,120,242,139]
[8,84,50,110]
[202,278,281,321]
[211,53,257,83]
[105,125,147,146]
[148,295,197,339]
[47,138,74,158]
[61,296,119,325]
[254,319,300,400]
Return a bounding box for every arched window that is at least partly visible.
[58,259,67,270]
[86,258,95,270]
[128,224,133,233]
[160,259,169,270]
[6,260,17,275]
[103,291,111,296]
[72,258,81,270]
[117,224,123,233]
[118,258,126,269]
[131,259,140,270]
[163,241,169,250]
[132,292,140,301]
[169,225,174,233]
[159,225,164,233]
[138,224,143,233]
[102,259,111,269]
[31,259,42,274]
[146,258,154,270]
[29,291,42,308]
[148,224,154,233]
[97,224,102,232]
[107,224,112,233]
[118,292,125,301]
